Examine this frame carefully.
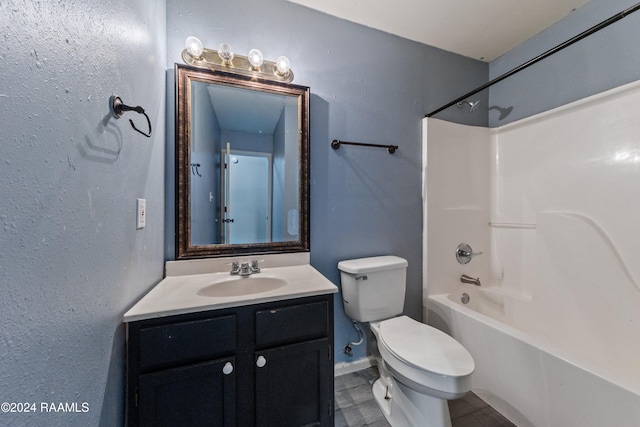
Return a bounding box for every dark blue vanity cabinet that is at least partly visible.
[125,294,334,426]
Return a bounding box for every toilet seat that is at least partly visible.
[375,316,474,398]
[378,316,474,377]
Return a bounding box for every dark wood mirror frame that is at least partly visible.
[175,64,310,259]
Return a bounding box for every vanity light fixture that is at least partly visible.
[182,36,294,83]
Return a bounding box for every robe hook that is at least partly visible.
[191,162,202,177]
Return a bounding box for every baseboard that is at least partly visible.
[334,356,377,377]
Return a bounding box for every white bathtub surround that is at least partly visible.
[421,118,492,304]
[423,80,640,426]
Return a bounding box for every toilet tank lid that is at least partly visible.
[338,256,408,274]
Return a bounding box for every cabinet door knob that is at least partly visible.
[222,362,233,375]
[256,355,267,368]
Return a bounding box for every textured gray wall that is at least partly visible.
[166,0,488,365]
[488,0,640,127]
[0,1,166,425]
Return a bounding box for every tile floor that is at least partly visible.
[334,367,515,427]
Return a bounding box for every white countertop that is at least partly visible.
[123,256,338,322]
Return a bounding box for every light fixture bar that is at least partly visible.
[182,47,294,83]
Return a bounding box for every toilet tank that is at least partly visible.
[337,256,408,322]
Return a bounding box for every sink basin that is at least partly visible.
[197,276,288,298]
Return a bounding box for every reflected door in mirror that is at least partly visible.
[222,149,272,244]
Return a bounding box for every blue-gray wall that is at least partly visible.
[166,0,488,365]
[488,0,640,127]
[0,1,166,426]
[190,83,220,245]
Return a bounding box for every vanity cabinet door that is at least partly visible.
[254,338,332,427]
[138,357,236,427]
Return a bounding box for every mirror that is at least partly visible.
[175,64,309,258]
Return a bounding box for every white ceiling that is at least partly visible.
[288,0,591,62]
[207,85,286,134]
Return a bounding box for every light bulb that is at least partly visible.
[185,36,203,58]
[275,56,291,75]
[247,49,264,69]
[217,43,234,64]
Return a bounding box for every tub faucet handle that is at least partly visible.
[456,243,483,264]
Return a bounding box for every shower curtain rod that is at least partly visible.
[425,2,640,118]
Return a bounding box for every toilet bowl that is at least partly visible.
[338,256,475,427]
[370,316,474,427]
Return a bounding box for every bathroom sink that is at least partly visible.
[197,276,288,298]
[123,261,340,322]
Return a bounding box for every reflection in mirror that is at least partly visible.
[190,82,299,245]
[175,64,309,258]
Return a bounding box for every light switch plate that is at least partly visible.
[136,198,146,229]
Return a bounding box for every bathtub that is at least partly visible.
[426,290,640,427]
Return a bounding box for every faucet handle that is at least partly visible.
[229,261,240,275]
[456,243,483,264]
[250,259,262,273]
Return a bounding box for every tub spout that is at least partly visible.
[460,274,481,286]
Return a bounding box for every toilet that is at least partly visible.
[338,256,474,427]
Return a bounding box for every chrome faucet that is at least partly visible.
[230,260,261,276]
[460,274,481,286]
